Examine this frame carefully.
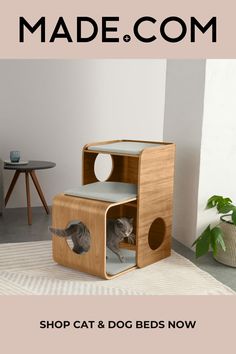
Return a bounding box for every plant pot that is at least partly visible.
[214,215,236,267]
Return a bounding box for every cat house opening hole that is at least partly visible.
[62,220,91,255]
[94,153,113,182]
[148,218,166,250]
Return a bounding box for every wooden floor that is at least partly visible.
[0,207,235,291]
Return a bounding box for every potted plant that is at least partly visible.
[192,195,236,267]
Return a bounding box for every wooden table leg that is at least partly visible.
[5,170,21,206]
[25,172,32,225]
[30,170,50,214]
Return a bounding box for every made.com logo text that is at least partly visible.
[19,16,217,44]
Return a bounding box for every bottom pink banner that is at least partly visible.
[0,296,234,353]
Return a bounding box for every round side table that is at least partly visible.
[4,160,56,225]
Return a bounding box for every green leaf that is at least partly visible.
[207,195,222,202]
[206,195,233,211]
[217,203,234,214]
[206,200,214,209]
[210,227,226,256]
[224,198,233,204]
[193,226,211,258]
[210,232,217,256]
[232,209,236,225]
[206,195,222,209]
[192,225,210,246]
[217,238,226,252]
[192,237,199,247]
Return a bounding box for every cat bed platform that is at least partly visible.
[87,141,162,155]
[52,139,175,280]
[65,182,137,203]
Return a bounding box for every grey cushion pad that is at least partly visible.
[106,248,136,275]
[65,182,137,203]
[88,141,161,155]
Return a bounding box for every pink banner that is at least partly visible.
[0,296,235,353]
[0,0,235,58]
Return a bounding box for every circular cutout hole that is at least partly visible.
[148,218,166,250]
[94,153,113,181]
[57,220,91,255]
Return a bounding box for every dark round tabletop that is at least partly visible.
[4,160,56,171]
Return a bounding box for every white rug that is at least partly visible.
[0,241,234,295]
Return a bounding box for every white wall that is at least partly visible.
[163,60,206,247]
[0,59,166,208]
[197,60,236,234]
[164,59,236,249]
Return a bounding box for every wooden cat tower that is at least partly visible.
[51,139,175,279]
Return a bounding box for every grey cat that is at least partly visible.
[49,217,135,263]
[107,217,135,263]
[49,222,91,254]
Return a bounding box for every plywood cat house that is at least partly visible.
[52,140,175,279]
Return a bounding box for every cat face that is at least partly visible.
[115,217,133,237]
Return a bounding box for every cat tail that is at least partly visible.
[49,224,78,237]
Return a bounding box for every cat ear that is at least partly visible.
[116,218,123,227]
[129,218,134,224]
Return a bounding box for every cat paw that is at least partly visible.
[127,234,136,244]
